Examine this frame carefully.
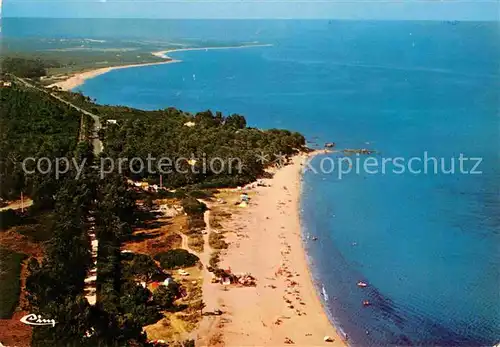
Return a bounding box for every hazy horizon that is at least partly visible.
[2,0,499,21]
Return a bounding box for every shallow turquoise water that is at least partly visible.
[11,19,498,346]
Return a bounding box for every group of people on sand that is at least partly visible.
[274,196,308,319]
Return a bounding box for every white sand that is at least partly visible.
[196,153,346,346]
[47,60,180,91]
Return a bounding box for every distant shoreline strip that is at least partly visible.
[151,43,273,59]
[48,43,273,91]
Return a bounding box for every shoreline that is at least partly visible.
[197,151,347,346]
[48,43,272,91]
[47,59,180,91]
[151,43,273,59]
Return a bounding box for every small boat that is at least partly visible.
[357,281,368,288]
[362,300,371,307]
[312,236,318,241]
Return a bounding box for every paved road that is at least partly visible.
[11,76,103,155]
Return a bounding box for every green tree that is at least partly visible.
[224,114,246,129]
[2,57,48,78]
[124,254,161,283]
[153,286,177,310]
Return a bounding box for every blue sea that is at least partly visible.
[5,19,499,346]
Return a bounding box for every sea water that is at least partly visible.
[7,19,499,346]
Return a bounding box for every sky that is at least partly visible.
[2,0,499,20]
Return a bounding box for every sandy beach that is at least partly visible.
[48,44,272,91]
[47,59,180,91]
[196,152,346,346]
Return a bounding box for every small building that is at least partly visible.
[183,121,196,127]
[106,119,118,125]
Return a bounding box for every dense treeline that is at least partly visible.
[0,57,54,78]
[97,106,306,187]
[1,86,306,205]
[22,141,172,346]
[91,175,154,346]
[0,86,80,205]
[26,172,164,347]
[53,90,306,187]
[26,177,95,346]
